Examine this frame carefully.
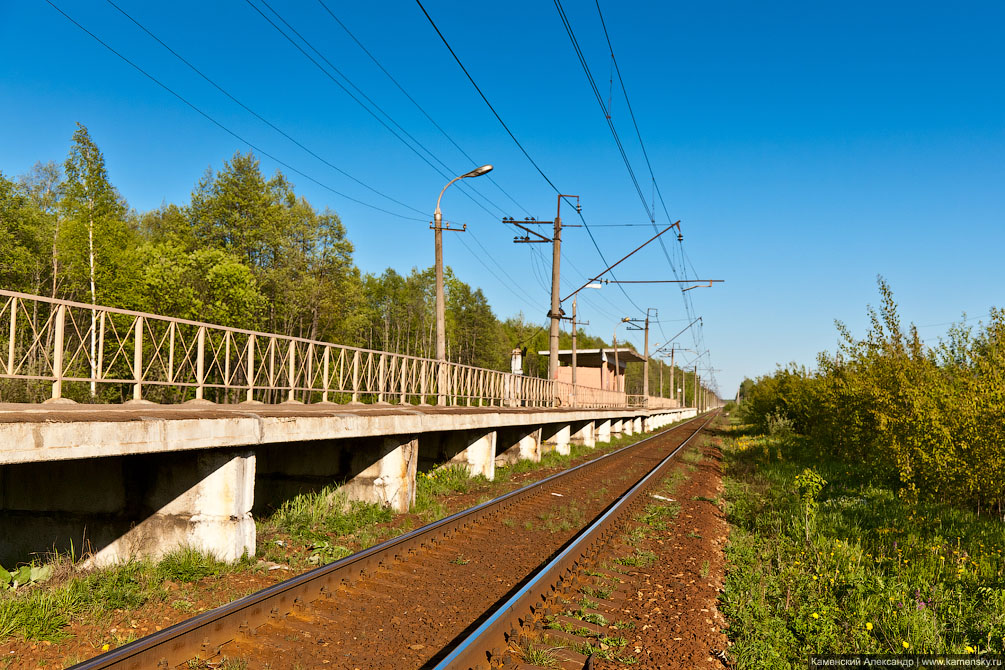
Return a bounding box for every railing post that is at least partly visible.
[7,296,16,376]
[97,311,106,384]
[400,357,407,404]
[246,334,256,403]
[51,303,65,400]
[224,331,231,391]
[195,326,206,400]
[322,345,330,403]
[268,337,277,401]
[133,315,143,401]
[288,340,297,403]
[437,361,446,406]
[305,342,314,403]
[351,350,360,403]
[419,360,428,405]
[167,321,175,384]
[377,353,386,403]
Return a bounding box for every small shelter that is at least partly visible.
[536,348,645,392]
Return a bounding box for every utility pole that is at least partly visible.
[569,297,589,406]
[670,346,676,406]
[504,194,580,382]
[643,309,651,402]
[694,366,699,410]
[625,309,654,405]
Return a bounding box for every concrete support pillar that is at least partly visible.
[633,417,643,434]
[624,418,634,437]
[445,430,496,480]
[595,419,612,444]
[570,421,596,448]
[0,449,257,568]
[146,449,257,566]
[495,427,542,466]
[342,435,419,513]
[543,424,572,456]
[612,418,624,439]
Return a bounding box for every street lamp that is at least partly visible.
[433,165,492,403]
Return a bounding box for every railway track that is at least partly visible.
[70,412,716,670]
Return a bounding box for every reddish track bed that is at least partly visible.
[211,427,696,669]
[0,430,667,670]
[595,426,731,670]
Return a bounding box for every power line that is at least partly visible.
[45,0,425,222]
[105,0,426,219]
[587,1,711,337]
[416,0,644,318]
[455,232,547,312]
[316,0,530,218]
[246,0,504,220]
[553,0,653,222]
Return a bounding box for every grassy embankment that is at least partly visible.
[0,421,681,648]
[720,416,1005,667]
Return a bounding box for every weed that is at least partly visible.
[582,584,615,600]
[546,617,595,637]
[157,547,228,583]
[687,530,703,539]
[701,560,710,578]
[639,502,681,530]
[0,586,80,641]
[501,518,515,528]
[582,612,608,626]
[663,471,688,494]
[520,642,559,668]
[450,555,470,565]
[615,550,657,567]
[682,448,703,465]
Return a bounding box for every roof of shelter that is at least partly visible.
[535,348,645,367]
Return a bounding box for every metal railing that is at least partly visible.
[0,289,677,410]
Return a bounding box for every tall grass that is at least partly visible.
[721,423,1005,665]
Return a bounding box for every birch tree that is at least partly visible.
[61,124,129,395]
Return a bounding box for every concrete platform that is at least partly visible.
[0,402,697,567]
[0,402,667,465]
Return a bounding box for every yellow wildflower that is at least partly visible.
[866,622,873,631]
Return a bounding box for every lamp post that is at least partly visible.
[433,165,492,404]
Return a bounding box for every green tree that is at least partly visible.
[60,123,136,305]
[0,173,47,295]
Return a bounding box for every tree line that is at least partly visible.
[0,124,706,399]
[738,278,1005,515]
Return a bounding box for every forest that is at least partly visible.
[0,124,699,401]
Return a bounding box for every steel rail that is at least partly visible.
[434,410,719,670]
[68,414,709,670]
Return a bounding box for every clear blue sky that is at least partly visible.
[2,1,1003,397]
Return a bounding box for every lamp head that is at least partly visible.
[586,282,602,289]
[462,164,493,179]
